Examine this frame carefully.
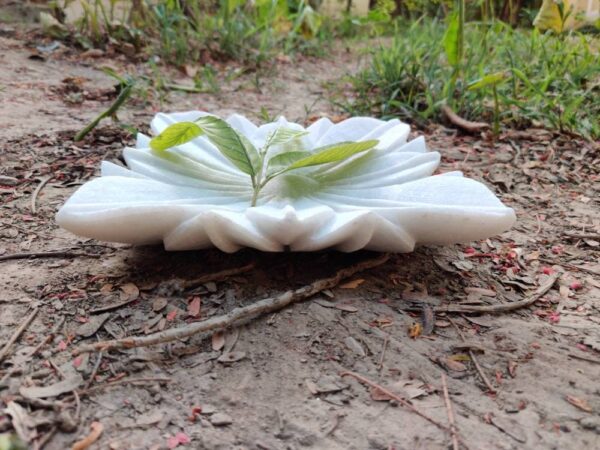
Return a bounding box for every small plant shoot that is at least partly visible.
[150,116,379,207]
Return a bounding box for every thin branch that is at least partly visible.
[181,262,256,289]
[441,373,460,450]
[0,308,39,364]
[340,370,451,432]
[77,377,172,397]
[73,254,390,355]
[0,250,101,262]
[31,176,51,214]
[435,272,560,314]
[449,317,495,394]
[441,105,489,133]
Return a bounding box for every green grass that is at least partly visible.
[44,0,329,68]
[345,19,600,139]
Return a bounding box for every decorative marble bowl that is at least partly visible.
[56,112,515,252]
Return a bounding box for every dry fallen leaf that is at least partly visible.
[152,297,168,312]
[212,331,225,351]
[217,351,246,363]
[370,386,393,401]
[20,373,84,399]
[119,283,139,301]
[444,357,467,372]
[566,395,592,412]
[187,297,201,318]
[339,279,364,289]
[409,322,422,338]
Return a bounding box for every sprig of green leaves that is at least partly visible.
[150,115,379,206]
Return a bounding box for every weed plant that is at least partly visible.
[346,18,600,139]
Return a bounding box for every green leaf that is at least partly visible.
[467,72,509,91]
[443,10,461,67]
[285,140,379,171]
[149,122,204,151]
[266,127,308,148]
[194,115,260,177]
[266,151,311,176]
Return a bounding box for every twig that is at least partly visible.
[181,262,256,289]
[0,307,39,364]
[33,425,57,450]
[90,298,138,314]
[75,82,133,141]
[28,317,66,358]
[30,176,52,214]
[340,370,451,432]
[441,373,460,450]
[568,353,600,365]
[378,336,389,372]
[77,376,172,396]
[73,254,390,354]
[435,272,560,314]
[85,352,103,390]
[563,232,600,240]
[441,105,489,133]
[539,258,600,277]
[0,316,66,387]
[449,318,495,394]
[0,250,101,262]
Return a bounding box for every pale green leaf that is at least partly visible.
[149,122,204,151]
[285,140,379,171]
[467,72,509,90]
[266,151,311,176]
[195,116,260,176]
[266,127,308,148]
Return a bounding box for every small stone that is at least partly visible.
[210,413,232,426]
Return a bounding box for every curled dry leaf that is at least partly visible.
[71,421,103,450]
[4,401,36,444]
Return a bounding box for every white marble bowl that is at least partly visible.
[56,112,515,252]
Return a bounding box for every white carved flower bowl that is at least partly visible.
[56,111,516,253]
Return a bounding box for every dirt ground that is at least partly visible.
[1,13,600,450]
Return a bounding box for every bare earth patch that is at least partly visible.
[1,28,599,450]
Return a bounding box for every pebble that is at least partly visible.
[210,412,233,426]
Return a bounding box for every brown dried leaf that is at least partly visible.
[120,283,139,301]
[217,351,246,364]
[566,395,592,412]
[339,279,364,289]
[187,297,201,318]
[76,313,110,337]
[370,386,393,402]
[212,331,225,351]
[152,297,168,312]
[444,357,467,372]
